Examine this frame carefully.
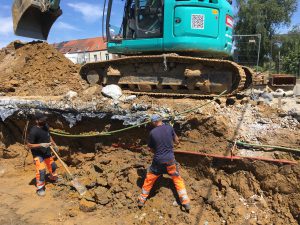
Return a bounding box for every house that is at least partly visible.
[53,37,116,64]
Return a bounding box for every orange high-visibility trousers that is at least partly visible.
[44,157,58,180]
[139,172,160,203]
[34,156,58,190]
[139,161,190,205]
[166,163,190,205]
[34,157,46,190]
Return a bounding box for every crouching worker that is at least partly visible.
[138,114,191,211]
[27,112,60,196]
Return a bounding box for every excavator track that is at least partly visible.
[80,55,252,98]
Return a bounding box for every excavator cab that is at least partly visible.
[12,0,62,40]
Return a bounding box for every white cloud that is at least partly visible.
[67,2,102,23]
[55,21,81,31]
[0,16,13,36]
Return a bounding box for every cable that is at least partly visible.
[50,90,227,138]
[237,141,300,153]
[174,150,297,165]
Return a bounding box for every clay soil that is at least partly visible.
[0,41,87,96]
[0,104,299,225]
[0,144,299,225]
[0,41,299,225]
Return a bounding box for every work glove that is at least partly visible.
[40,143,51,148]
[53,145,59,153]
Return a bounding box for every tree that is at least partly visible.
[234,0,298,64]
[279,25,300,75]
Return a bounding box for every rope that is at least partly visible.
[50,90,227,138]
[237,141,300,153]
[50,121,149,138]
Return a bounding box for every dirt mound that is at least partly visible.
[1,144,299,224]
[0,41,86,96]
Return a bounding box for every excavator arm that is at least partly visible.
[12,0,62,40]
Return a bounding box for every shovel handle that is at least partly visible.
[50,146,73,177]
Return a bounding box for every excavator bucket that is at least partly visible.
[12,0,62,40]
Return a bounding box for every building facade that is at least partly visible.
[53,37,115,64]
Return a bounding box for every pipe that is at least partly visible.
[109,143,298,165]
[236,141,300,153]
[174,150,298,165]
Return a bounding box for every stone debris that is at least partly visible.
[65,91,78,100]
[79,199,97,212]
[101,84,123,100]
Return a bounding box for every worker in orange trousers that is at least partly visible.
[138,114,191,211]
[27,112,60,196]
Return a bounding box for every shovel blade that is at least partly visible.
[71,178,87,196]
[12,0,62,40]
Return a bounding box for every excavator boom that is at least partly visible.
[12,0,62,40]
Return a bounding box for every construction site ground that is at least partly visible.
[0,42,299,225]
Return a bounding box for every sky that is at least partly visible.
[0,0,299,48]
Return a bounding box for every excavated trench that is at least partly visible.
[0,107,299,225]
[0,40,299,224]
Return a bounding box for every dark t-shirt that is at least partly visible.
[28,125,51,158]
[148,124,176,163]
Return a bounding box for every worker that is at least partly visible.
[138,114,191,211]
[27,112,60,196]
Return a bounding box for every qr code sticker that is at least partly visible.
[191,14,205,29]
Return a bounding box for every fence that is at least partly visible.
[233,34,261,71]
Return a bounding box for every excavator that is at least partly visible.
[12,0,253,97]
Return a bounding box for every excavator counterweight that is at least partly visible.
[12,0,62,40]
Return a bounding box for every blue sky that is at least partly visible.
[0,0,299,48]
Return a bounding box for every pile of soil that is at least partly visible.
[0,41,86,96]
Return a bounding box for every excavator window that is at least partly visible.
[108,0,163,41]
[134,0,163,38]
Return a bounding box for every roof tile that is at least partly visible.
[53,37,107,54]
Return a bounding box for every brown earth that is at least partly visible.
[0,41,87,96]
[0,145,299,225]
[0,41,299,224]
[0,105,299,225]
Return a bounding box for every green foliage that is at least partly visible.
[282,50,300,75]
[273,25,300,75]
[235,0,298,63]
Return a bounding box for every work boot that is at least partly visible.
[137,199,145,209]
[36,188,46,197]
[182,203,191,212]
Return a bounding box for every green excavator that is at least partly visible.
[12,0,253,97]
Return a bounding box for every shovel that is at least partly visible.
[50,146,87,196]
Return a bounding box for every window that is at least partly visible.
[105,53,109,60]
[135,0,163,38]
[94,54,98,62]
[108,0,163,40]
